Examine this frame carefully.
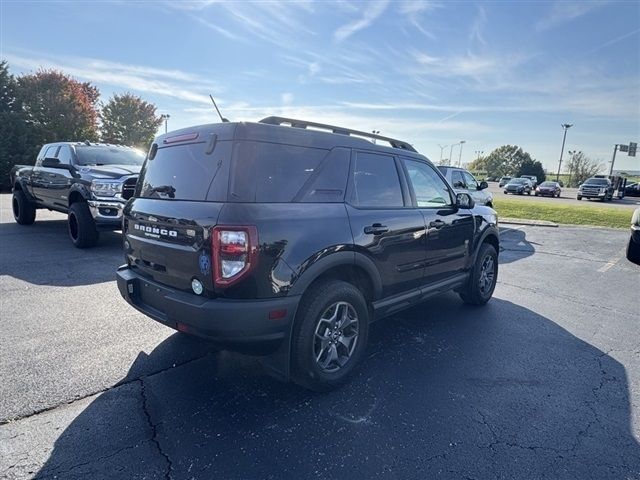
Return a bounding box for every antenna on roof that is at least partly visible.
[209,95,229,123]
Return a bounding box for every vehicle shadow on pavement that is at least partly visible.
[0,220,123,287]
[498,227,537,264]
[31,296,639,480]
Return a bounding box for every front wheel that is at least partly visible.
[577,196,582,201]
[459,243,498,306]
[291,280,369,391]
[68,202,99,248]
[12,190,36,225]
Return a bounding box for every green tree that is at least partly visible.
[516,158,546,182]
[100,93,163,148]
[471,145,536,179]
[0,61,40,190]
[17,69,100,142]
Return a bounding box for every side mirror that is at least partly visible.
[42,157,72,170]
[456,193,475,209]
[478,181,488,190]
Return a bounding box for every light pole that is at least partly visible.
[457,140,466,167]
[556,123,573,181]
[371,130,380,144]
[160,114,171,134]
[438,144,449,163]
[475,150,484,160]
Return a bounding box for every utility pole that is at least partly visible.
[458,140,466,167]
[556,123,573,181]
[609,144,618,176]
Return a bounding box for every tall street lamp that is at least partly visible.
[371,130,380,144]
[475,150,484,160]
[438,144,449,163]
[556,123,573,181]
[160,114,171,134]
[457,140,466,167]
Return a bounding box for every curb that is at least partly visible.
[500,218,559,227]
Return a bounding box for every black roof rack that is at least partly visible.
[259,116,417,152]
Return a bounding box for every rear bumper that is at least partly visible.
[116,266,300,353]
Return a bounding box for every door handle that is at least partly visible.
[429,219,445,229]
[364,224,389,235]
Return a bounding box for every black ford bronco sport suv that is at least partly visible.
[116,117,499,390]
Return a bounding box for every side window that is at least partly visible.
[403,159,453,207]
[451,170,466,188]
[350,152,403,208]
[57,146,73,165]
[462,171,478,190]
[44,146,59,159]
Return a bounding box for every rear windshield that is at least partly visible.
[584,178,609,185]
[540,182,556,187]
[511,178,528,184]
[75,146,145,166]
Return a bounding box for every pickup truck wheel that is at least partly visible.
[12,190,36,225]
[577,196,582,200]
[291,280,369,391]
[459,243,498,306]
[68,202,99,248]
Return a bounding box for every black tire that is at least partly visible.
[12,190,36,225]
[627,237,640,264]
[291,280,369,391]
[527,190,531,195]
[459,243,498,306]
[68,202,99,248]
[577,196,582,201]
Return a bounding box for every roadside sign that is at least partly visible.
[619,144,629,152]
[629,142,637,157]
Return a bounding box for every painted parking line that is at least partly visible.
[598,256,621,273]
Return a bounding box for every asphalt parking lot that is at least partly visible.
[488,182,640,209]
[1,194,639,479]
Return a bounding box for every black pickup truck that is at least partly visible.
[10,142,144,247]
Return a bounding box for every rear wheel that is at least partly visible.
[291,280,369,391]
[68,202,99,248]
[12,190,36,225]
[460,243,498,306]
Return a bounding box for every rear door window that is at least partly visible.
[229,142,331,203]
[350,152,404,207]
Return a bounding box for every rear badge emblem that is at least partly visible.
[199,253,211,275]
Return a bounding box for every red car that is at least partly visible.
[535,181,561,198]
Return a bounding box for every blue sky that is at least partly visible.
[1,0,639,172]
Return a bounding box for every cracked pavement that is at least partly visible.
[1,195,639,479]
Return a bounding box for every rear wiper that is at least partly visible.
[148,185,176,198]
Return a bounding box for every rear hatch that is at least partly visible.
[123,123,236,294]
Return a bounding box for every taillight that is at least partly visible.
[211,226,258,287]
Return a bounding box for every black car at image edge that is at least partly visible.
[116,117,500,391]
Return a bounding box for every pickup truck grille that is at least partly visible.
[122,177,138,200]
[581,186,602,196]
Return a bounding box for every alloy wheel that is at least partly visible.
[478,254,496,295]
[313,301,359,373]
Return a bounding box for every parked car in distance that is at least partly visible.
[117,117,500,391]
[577,177,614,201]
[10,142,144,247]
[504,178,532,195]
[437,166,493,207]
[625,182,640,197]
[498,176,512,187]
[535,181,562,197]
[626,208,640,265]
[519,175,538,189]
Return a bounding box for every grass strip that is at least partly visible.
[493,198,632,229]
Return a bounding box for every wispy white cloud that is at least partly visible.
[469,5,487,46]
[4,51,219,105]
[536,1,609,31]
[334,0,389,42]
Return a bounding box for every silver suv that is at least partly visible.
[438,166,493,207]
